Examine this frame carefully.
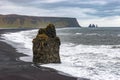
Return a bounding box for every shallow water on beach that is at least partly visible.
[1,27,120,80]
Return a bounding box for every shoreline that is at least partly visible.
[0,28,89,80]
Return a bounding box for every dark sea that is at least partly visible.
[1,27,120,80]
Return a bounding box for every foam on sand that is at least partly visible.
[1,29,120,80]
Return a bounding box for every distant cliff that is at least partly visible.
[0,14,80,28]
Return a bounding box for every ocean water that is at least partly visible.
[1,27,120,80]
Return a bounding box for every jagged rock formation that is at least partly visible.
[32,24,61,63]
[0,14,80,28]
[88,24,98,28]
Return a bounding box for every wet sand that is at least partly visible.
[0,29,89,80]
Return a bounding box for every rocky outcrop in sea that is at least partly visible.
[32,24,61,63]
[88,24,98,28]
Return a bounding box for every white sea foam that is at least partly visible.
[117,34,120,37]
[1,29,120,80]
[1,29,37,62]
[75,33,82,35]
[42,44,120,80]
[85,33,98,36]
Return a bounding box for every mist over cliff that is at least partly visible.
[0,14,80,28]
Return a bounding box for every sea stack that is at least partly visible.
[32,24,61,63]
[88,24,98,28]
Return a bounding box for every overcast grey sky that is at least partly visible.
[0,0,120,27]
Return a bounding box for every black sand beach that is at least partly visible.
[0,29,89,80]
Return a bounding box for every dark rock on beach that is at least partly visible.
[32,24,61,63]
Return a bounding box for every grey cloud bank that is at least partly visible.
[0,0,120,27]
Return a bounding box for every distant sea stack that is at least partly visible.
[0,14,80,28]
[88,24,98,28]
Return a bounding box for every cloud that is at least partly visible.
[72,0,108,5]
[0,0,120,27]
[0,4,97,18]
[33,0,67,3]
[7,0,66,3]
[0,0,98,18]
[78,16,120,27]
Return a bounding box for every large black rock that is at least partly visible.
[32,24,61,63]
